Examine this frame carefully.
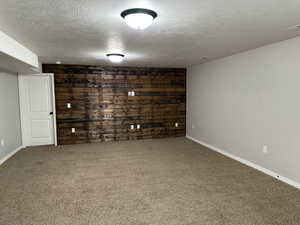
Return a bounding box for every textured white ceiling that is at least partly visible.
[1,0,300,67]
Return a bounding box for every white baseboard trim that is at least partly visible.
[0,145,24,166]
[186,135,300,190]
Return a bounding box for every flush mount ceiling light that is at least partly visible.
[106,53,125,63]
[121,8,158,30]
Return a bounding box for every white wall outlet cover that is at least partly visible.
[71,128,76,133]
[104,114,111,119]
[137,124,141,129]
[263,145,268,153]
[67,103,71,108]
[128,91,135,96]
[130,125,135,130]
[175,123,179,127]
[192,124,195,129]
[0,139,4,147]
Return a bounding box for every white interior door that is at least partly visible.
[19,74,56,146]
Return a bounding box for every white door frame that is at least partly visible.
[18,73,57,147]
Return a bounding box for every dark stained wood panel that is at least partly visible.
[43,64,186,145]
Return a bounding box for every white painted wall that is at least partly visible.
[0,72,22,161]
[187,36,300,184]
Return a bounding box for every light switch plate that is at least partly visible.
[175,123,179,127]
[67,103,72,108]
[137,124,141,129]
[130,125,135,130]
[71,128,76,133]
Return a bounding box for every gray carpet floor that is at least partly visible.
[0,137,299,225]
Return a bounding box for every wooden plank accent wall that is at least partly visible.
[43,64,186,145]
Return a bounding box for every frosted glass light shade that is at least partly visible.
[124,13,154,30]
